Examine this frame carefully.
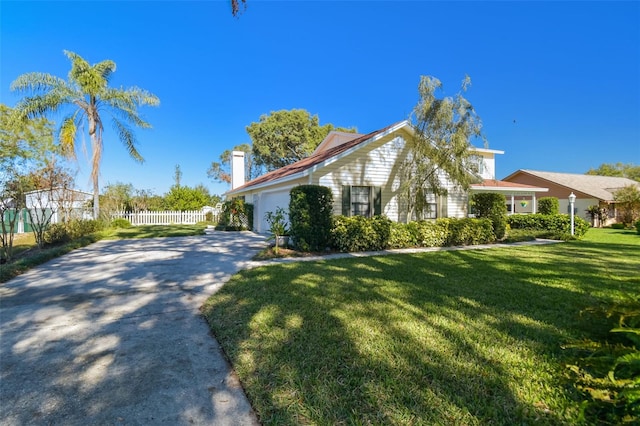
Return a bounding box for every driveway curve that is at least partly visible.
[0,231,267,425]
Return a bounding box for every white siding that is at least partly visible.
[316,134,407,221]
[230,125,490,225]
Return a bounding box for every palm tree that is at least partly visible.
[10,50,160,219]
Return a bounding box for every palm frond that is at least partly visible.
[94,59,117,82]
[13,92,66,120]
[102,87,159,128]
[103,86,160,108]
[58,115,78,159]
[10,72,71,94]
[65,50,109,96]
[112,118,144,162]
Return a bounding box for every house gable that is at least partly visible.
[312,131,364,155]
[503,169,639,201]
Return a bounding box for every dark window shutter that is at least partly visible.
[373,186,382,216]
[342,185,351,216]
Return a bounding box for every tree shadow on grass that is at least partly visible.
[203,239,639,425]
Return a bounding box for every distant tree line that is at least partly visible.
[101,165,221,217]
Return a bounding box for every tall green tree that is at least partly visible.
[164,185,210,211]
[101,182,135,214]
[1,104,56,261]
[246,109,356,172]
[10,50,160,219]
[1,104,56,173]
[614,184,640,225]
[586,163,640,182]
[400,75,485,221]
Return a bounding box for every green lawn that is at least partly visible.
[202,228,640,425]
[100,224,206,239]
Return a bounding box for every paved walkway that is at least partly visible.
[0,232,267,426]
[247,238,562,268]
[0,233,560,425]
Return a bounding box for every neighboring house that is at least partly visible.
[25,188,93,226]
[226,120,547,233]
[503,169,640,225]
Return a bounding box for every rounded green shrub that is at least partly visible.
[44,223,71,244]
[471,193,507,240]
[538,197,559,215]
[289,185,333,252]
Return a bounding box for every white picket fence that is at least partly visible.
[112,210,220,226]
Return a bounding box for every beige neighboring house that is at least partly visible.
[503,169,640,225]
[225,120,548,232]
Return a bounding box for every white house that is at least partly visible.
[226,120,547,232]
[25,188,93,224]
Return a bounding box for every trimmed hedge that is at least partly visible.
[507,213,590,238]
[440,218,496,246]
[331,215,392,252]
[335,216,496,252]
[289,185,333,251]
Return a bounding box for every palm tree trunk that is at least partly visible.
[93,177,100,220]
[90,129,100,220]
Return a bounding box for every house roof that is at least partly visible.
[503,169,639,201]
[226,121,409,195]
[312,130,364,155]
[470,179,548,193]
[25,188,93,197]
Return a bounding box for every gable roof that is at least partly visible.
[312,130,364,155]
[226,120,409,195]
[503,169,639,201]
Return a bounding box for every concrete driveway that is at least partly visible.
[0,231,267,425]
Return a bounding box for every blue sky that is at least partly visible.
[2,1,639,197]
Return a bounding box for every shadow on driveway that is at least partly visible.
[0,231,266,425]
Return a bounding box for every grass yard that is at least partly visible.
[100,224,206,239]
[202,228,640,425]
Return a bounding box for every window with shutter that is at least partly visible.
[351,186,370,217]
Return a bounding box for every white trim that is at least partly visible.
[469,147,505,155]
[470,186,548,193]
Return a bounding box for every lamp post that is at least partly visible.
[569,192,576,236]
